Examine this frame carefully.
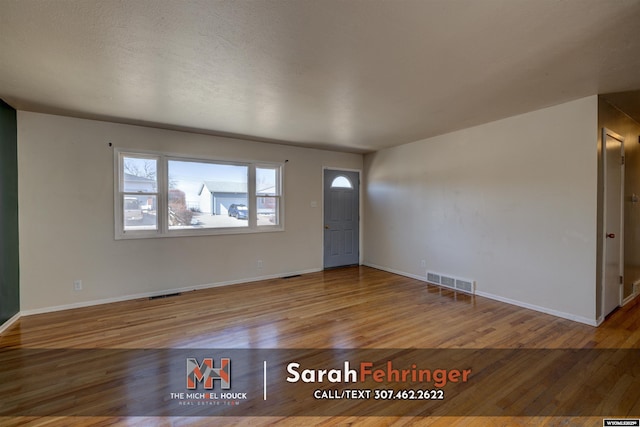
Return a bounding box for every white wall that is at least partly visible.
[364,96,598,324]
[18,112,362,312]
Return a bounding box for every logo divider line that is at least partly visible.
[263,360,267,401]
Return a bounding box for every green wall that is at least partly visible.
[0,99,19,325]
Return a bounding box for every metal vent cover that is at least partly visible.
[440,276,456,288]
[426,270,475,295]
[456,279,474,293]
[427,272,441,284]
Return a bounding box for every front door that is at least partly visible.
[602,128,624,317]
[323,169,360,269]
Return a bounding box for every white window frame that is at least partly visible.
[256,163,283,228]
[114,149,284,239]
[115,151,163,239]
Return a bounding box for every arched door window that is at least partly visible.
[330,175,353,189]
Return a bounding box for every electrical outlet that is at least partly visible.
[73,280,82,291]
[257,260,263,268]
[420,259,426,268]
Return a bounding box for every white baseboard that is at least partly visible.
[18,263,602,327]
[622,281,640,306]
[363,262,429,283]
[0,312,21,335]
[20,268,322,317]
[622,293,636,306]
[364,262,599,327]
[474,290,598,327]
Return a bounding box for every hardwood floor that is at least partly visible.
[1,266,639,426]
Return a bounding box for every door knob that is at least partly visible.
[325,225,330,229]
[606,233,616,239]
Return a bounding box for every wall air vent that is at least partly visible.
[149,292,181,300]
[455,279,474,293]
[427,272,441,283]
[440,276,456,287]
[426,271,475,295]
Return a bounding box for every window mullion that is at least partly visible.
[248,165,257,228]
[159,156,168,234]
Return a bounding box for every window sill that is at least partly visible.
[115,225,285,240]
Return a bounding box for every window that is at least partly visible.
[120,155,159,232]
[115,150,283,239]
[168,160,248,230]
[331,175,353,189]
[256,166,281,226]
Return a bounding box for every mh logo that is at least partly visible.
[186,357,231,389]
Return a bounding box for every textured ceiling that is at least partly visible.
[1,0,640,153]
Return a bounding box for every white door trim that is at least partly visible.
[601,127,625,317]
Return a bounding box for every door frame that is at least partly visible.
[601,127,625,318]
[322,167,363,268]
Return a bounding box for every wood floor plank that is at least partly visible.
[1,266,639,426]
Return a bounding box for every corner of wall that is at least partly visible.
[0,99,20,328]
[0,312,21,336]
